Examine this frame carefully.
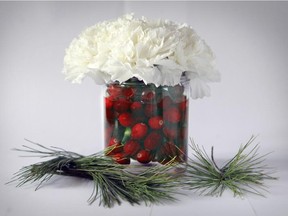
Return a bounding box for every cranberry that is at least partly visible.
[178,98,187,112]
[148,116,164,130]
[164,106,181,123]
[113,153,130,164]
[144,131,162,151]
[130,101,143,113]
[123,140,141,156]
[107,84,123,99]
[131,123,148,139]
[122,87,135,99]
[158,96,173,110]
[106,137,122,156]
[105,97,114,109]
[141,90,156,103]
[163,125,178,140]
[105,109,115,124]
[118,112,133,127]
[113,98,130,113]
[158,141,178,161]
[136,150,152,164]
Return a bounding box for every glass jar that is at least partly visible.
[103,74,189,165]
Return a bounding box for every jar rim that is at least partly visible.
[107,72,190,87]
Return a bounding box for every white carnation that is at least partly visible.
[63,14,220,99]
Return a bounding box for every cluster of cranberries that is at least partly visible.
[104,80,188,165]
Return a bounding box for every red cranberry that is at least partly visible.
[158,96,173,110]
[123,140,141,156]
[131,123,148,139]
[130,101,143,113]
[144,131,162,151]
[122,87,135,99]
[106,137,123,156]
[148,116,164,130]
[107,84,123,99]
[105,97,114,109]
[136,150,152,164]
[113,153,130,164]
[113,98,130,113]
[163,126,178,140]
[141,90,156,103]
[118,112,133,127]
[164,106,181,123]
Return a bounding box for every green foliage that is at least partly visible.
[184,136,277,197]
[9,140,178,207]
[9,136,277,207]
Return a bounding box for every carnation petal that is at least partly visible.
[87,69,109,84]
[133,67,162,86]
[62,66,88,84]
[187,72,211,99]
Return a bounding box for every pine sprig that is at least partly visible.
[9,140,179,207]
[184,136,277,197]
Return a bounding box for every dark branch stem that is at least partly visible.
[211,146,221,172]
[57,169,93,180]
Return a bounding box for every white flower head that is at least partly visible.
[63,14,220,99]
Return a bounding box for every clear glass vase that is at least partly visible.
[103,75,189,165]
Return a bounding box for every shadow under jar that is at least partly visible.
[103,74,190,165]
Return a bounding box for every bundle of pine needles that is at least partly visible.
[10,140,179,207]
[8,136,277,207]
[184,136,277,197]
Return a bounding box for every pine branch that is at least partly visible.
[184,136,277,197]
[9,142,179,207]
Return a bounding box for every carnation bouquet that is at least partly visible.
[63,14,220,99]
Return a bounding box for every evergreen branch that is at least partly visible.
[184,136,277,197]
[9,142,178,207]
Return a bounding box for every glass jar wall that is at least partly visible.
[103,76,189,165]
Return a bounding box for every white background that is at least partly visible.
[1,1,288,216]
